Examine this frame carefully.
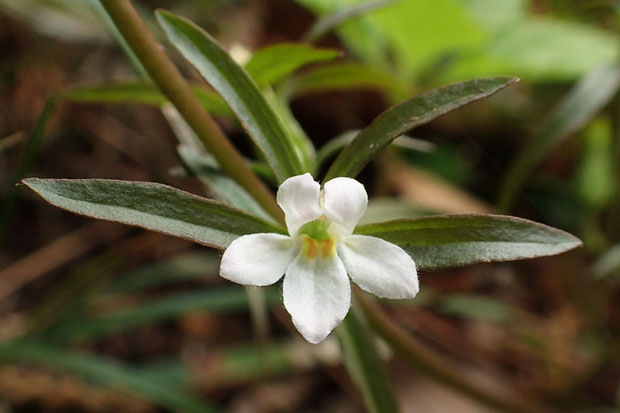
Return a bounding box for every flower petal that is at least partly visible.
[220,233,298,286]
[283,252,350,343]
[338,235,418,299]
[277,173,322,236]
[323,177,368,236]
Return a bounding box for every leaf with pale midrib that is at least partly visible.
[156,10,306,183]
[355,214,582,269]
[324,77,518,181]
[23,178,285,249]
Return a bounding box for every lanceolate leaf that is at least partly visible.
[56,288,281,340]
[22,179,284,249]
[245,43,341,87]
[178,144,273,221]
[324,77,517,181]
[0,341,220,413]
[336,308,399,413]
[498,64,620,211]
[64,81,233,118]
[354,214,581,270]
[156,10,305,183]
[0,96,57,244]
[287,62,400,98]
[303,0,397,43]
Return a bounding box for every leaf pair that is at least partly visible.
[23,179,581,270]
[155,10,517,185]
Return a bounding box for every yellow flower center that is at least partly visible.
[301,236,336,259]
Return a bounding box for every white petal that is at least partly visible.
[283,252,351,343]
[277,173,322,236]
[338,235,418,299]
[323,177,368,237]
[220,233,298,286]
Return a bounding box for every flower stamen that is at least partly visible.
[320,238,335,259]
[302,236,319,259]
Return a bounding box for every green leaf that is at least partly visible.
[317,129,433,167]
[156,10,306,183]
[336,307,399,413]
[354,214,582,270]
[359,198,428,225]
[56,288,280,340]
[498,65,620,211]
[478,18,618,82]
[592,244,620,279]
[287,62,400,98]
[369,0,485,80]
[178,144,273,221]
[64,81,233,118]
[104,251,221,294]
[460,0,526,30]
[0,340,220,413]
[245,43,341,87]
[84,0,148,76]
[575,118,615,209]
[0,96,57,245]
[324,76,517,181]
[303,0,397,43]
[22,178,284,249]
[265,88,318,173]
[438,294,514,324]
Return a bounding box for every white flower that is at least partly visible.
[220,173,418,343]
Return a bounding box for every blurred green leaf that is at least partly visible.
[64,81,233,118]
[104,252,221,294]
[0,96,57,245]
[85,0,148,75]
[245,43,340,86]
[295,0,389,73]
[156,10,306,183]
[159,105,274,220]
[297,0,484,81]
[459,0,526,30]
[287,62,402,98]
[303,0,396,43]
[370,0,485,80]
[317,129,434,167]
[438,293,514,324]
[592,244,620,279]
[337,307,399,413]
[359,198,428,225]
[355,214,582,269]
[263,89,317,174]
[498,65,620,211]
[22,178,285,249]
[0,340,220,413]
[178,145,273,220]
[324,77,516,181]
[56,288,280,340]
[450,18,619,82]
[575,118,615,209]
[298,0,619,83]
[139,341,295,390]
[0,0,108,41]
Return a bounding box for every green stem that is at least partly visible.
[355,291,555,413]
[99,0,284,224]
[336,304,400,413]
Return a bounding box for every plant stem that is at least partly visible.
[99,0,283,224]
[355,290,555,413]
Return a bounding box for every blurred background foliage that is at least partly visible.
[1,0,620,412]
